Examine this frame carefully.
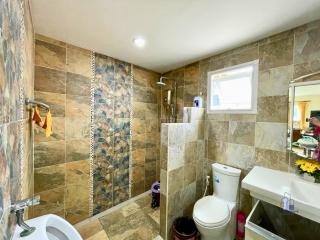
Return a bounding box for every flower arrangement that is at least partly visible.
[295,159,320,182]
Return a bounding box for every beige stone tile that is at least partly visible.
[132,133,145,150]
[228,121,255,146]
[65,117,90,139]
[206,120,229,141]
[35,40,66,70]
[133,102,146,119]
[255,148,288,170]
[35,66,66,94]
[226,143,255,170]
[30,187,64,218]
[66,94,90,118]
[257,96,288,123]
[132,118,145,135]
[121,202,141,217]
[184,164,196,186]
[66,72,91,96]
[35,91,66,117]
[167,167,184,195]
[160,144,168,170]
[132,149,146,166]
[229,114,256,122]
[258,65,293,97]
[184,63,200,85]
[255,122,287,152]
[66,160,89,185]
[66,139,90,162]
[131,180,145,197]
[87,230,110,240]
[66,44,91,77]
[167,145,185,171]
[259,37,293,71]
[131,165,145,184]
[35,34,66,47]
[184,141,197,164]
[34,164,66,193]
[207,140,227,163]
[77,220,104,239]
[34,140,66,168]
[294,22,320,78]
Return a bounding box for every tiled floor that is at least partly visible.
[76,194,160,240]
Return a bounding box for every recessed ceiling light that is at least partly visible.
[133,37,146,48]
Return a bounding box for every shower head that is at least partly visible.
[156,76,168,86]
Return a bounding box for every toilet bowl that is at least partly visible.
[13,214,83,240]
[193,163,241,240]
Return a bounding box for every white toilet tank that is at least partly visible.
[212,163,241,202]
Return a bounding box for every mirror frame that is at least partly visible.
[288,79,320,153]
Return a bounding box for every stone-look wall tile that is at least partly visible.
[167,145,185,171]
[167,167,184,195]
[34,141,66,168]
[66,95,90,118]
[31,187,65,218]
[293,23,320,78]
[65,117,90,139]
[255,122,287,152]
[34,164,66,193]
[132,149,145,167]
[168,124,185,145]
[35,66,66,93]
[257,96,288,123]
[35,40,66,71]
[65,184,90,224]
[185,141,197,164]
[35,34,66,48]
[132,166,145,184]
[259,36,294,71]
[255,148,288,170]
[206,121,229,141]
[35,91,66,117]
[66,72,90,96]
[258,65,293,97]
[159,194,167,238]
[184,63,200,85]
[207,140,227,163]
[226,143,255,170]
[228,121,255,146]
[132,118,145,135]
[66,45,91,77]
[160,144,168,170]
[66,139,90,162]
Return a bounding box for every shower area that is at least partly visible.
[31,35,161,224]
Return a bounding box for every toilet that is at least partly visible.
[13,214,83,240]
[193,163,241,240]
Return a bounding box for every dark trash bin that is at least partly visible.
[173,217,198,240]
[151,181,160,208]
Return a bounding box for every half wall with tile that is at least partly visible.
[160,107,205,239]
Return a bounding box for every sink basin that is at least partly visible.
[13,214,83,240]
[242,166,320,223]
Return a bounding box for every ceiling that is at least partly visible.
[30,0,320,73]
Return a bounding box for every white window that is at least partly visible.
[207,60,258,114]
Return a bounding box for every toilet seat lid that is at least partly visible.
[193,196,230,227]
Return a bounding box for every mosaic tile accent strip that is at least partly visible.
[93,55,133,215]
[89,51,95,216]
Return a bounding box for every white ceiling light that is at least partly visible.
[133,37,146,48]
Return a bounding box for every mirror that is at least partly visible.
[288,80,320,160]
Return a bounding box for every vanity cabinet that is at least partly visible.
[245,200,320,240]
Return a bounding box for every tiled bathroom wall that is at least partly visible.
[160,108,205,239]
[132,66,161,196]
[161,19,320,215]
[0,0,34,239]
[32,34,92,224]
[32,35,161,220]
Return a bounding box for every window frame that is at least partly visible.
[207,60,259,114]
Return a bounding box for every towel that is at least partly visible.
[32,106,43,127]
[42,110,53,138]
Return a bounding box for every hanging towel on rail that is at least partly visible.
[42,110,53,138]
[32,107,53,137]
